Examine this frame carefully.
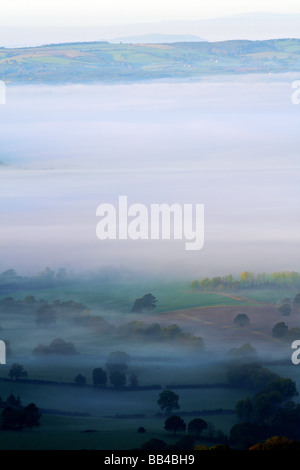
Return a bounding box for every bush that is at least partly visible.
[233,314,250,327]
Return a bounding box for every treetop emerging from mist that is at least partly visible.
[132,293,157,313]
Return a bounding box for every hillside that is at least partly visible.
[1,38,300,84]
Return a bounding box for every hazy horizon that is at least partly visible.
[1,12,300,47]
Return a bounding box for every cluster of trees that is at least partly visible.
[0,267,72,288]
[141,415,227,450]
[73,315,113,334]
[75,351,136,389]
[272,322,300,342]
[227,343,257,361]
[34,297,89,326]
[230,401,300,448]
[276,295,300,317]
[33,338,79,356]
[227,363,280,390]
[0,393,41,430]
[191,271,300,291]
[235,378,297,424]
[2,403,41,430]
[141,433,300,451]
[228,364,300,448]
[164,415,208,437]
[117,321,204,349]
[0,295,89,325]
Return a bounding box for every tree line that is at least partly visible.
[191,271,300,291]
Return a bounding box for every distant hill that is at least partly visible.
[110,34,207,44]
[1,13,300,48]
[1,38,300,84]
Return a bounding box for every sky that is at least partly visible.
[2,0,300,27]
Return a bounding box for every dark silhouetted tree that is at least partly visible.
[23,403,41,428]
[33,338,78,355]
[278,304,291,316]
[8,363,27,381]
[106,351,130,374]
[132,294,157,313]
[272,322,288,338]
[92,368,107,387]
[110,370,126,389]
[164,415,186,436]
[157,390,180,414]
[293,293,300,304]
[6,394,21,408]
[228,342,257,359]
[230,422,263,449]
[234,314,250,327]
[74,374,86,385]
[188,418,208,437]
[235,397,253,421]
[129,373,138,388]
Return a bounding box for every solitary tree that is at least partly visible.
[272,322,288,339]
[23,403,41,428]
[74,374,86,385]
[92,368,107,387]
[188,418,208,437]
[164,415,186,436]
[190,281,200,291]
[129,373,138,388]
[132,294,157,313]
[157,390,180,414]
[8,363,27,381]
[106,351,130,374]
[110,370,126,389]
[279,304,291,317]
[234,314,250,327]
[293,293,300,304]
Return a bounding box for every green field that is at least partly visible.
[0,272,299,449]
[0,280,266,318]
[0,413,238,450]
[1,38,300,84]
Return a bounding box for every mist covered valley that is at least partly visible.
[0,74,300,449]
